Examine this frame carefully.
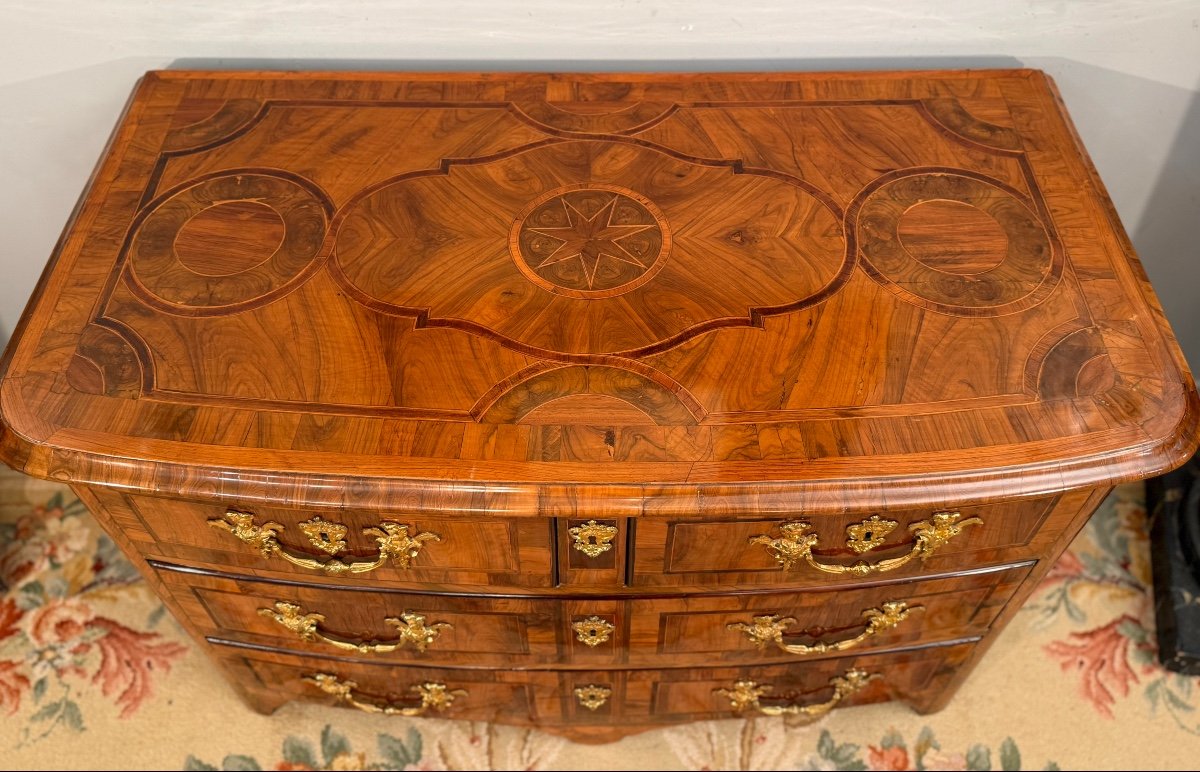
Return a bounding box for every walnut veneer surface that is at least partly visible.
[0,70,1196,742]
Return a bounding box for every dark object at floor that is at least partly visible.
[1148,456,1200,675]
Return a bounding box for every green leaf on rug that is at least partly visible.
[19,581,44,605]
[378,728,422,768]
[60,700,84,732]
[813,729,863,769]
[219,754,261,771]
[182,757,218,771]
[999,737,1020,771]
[966,744,991,771]
[320,725,350,767]
[32,677,46,703]
[914,725,939,767]
[817,729,835,758]
[282,736,318,768]
[29,700,62,723]
[1164,684,1195,712]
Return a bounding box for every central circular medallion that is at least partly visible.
[509,184,670,298]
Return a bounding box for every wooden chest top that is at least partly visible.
[0,70,1195,513]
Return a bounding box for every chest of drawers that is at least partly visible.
[0,69,1195,743]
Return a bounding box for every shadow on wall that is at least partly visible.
[1134,84,1200,372]
[0,56,165,354]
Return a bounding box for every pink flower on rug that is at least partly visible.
[867,745,910,770]
[90,617,188,718]
[1043,615,1139,718]
[0,597,23,642]
[274,764,314,771]
[24,599,95,680]
[26,599,94,647]
[0,659,29,715]
[22,599,186,717]
[1038,549,1084,589]
[0,504,89,585]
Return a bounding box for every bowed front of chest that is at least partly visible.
[1,69,1195,743]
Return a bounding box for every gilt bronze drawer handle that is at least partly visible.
[572,616,615,647]
[304,673,465,716]
[714,669,877,718]
[568,520,618,558]
[750,511,982,576]
[727,601,923,656]
[208,510,439,575]
[258,601,451,653]
[574,684,612,711]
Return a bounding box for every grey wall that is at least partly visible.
[2,1,1197,370]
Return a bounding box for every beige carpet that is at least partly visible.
[1,467,1198,770]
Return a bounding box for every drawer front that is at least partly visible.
[213,639,977,728]
[633,489,1094,588]
[161,569,560,665]
[157,561,1025,667]
[90,488,554,589]
[628,642,975,721]
[625,562,1028,665]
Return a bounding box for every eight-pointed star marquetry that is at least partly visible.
[530,195,654,288]
[510,185,670,298]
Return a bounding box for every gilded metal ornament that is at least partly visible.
[388,611,453,652]
[750,511,982,576]
[572,616,615,647]
[259,601,324,641]
[573,684,612,711]
[727,601,923,655]
[259,602,451,653]
[714,679,771,714]
[845,515,897,554]
[713,669,877,718]
[748,521,818,571]
[568,520,618,558]
[304,673,465,716]
[298,516,348,555]
[209,510,439,575]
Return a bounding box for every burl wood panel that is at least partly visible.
[214,639,977,741]
[0,71,1194,514]
[157,561,1026,668]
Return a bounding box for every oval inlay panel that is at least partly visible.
[174,201,286,277]
[854,171,1059,315]
[128,172,329,312]
[897,199,1009,275]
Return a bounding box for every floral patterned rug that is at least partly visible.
[1,466,1198,770]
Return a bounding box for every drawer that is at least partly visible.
[213,638,977,733]
[88,488,554,589]
[633,489,1093,588]
[157,565,599,667]
[157,561,1025,667]
[624,562,1028,665]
